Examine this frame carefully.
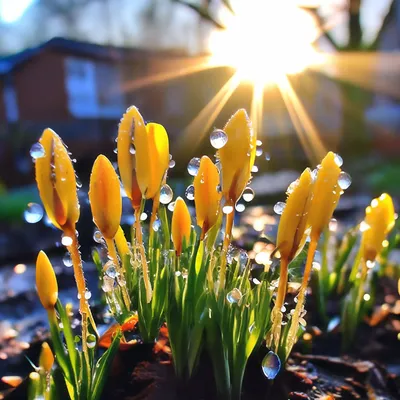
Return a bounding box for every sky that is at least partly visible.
[0,0,34,23]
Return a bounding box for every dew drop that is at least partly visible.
[152,218,161,232]
[327,316,340,332]
[338,171,351,190]
[261,351,281,379]
[105,264,117,279]
[93,230,103,243]
[226,288,242,304]
[168,201,176,212]
[30,142,45,159]
[210,129,228,149]
[235,203,245,212]
[113,148,118,154]
[84,291,92,300]
[160,184,173,204]
[24,203,44,223]
[102,275,114,292]
[273,202,286,215]
[62,252,73,267]
[140,212,147,221]
[61,235,73,246]
[265,153,271,161]
[87,334,96,349]
[359,221,370,232]
[187,157,201,176]
[256,148,263,157]
[286,179,299,195]
[223,205,234,214]
[251,165,259,173]
[76,178,82,189]
[366,260,375,269]
[169,159,176,168]
[239,250,249,268]
[256,140,262,146]
[249,322,256,333]
[129,145,136,155]
[334,153,343,167]
[242,187,255,202]
[185,185,195,201]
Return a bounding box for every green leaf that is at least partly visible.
[56,300,78,376]
[91,330,122,400]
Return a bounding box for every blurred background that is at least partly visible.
[0,0,399,264]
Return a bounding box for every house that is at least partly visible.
[0,37,223,186]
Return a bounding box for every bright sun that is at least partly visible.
[208,1,322,84]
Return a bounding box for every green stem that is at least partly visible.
[219,210,235,291]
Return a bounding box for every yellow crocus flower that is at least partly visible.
[268,168,313,350]
[172,197,192,256]
[307,151,341,240]
[117,106,144,209]
[36,251,58,310]
[89,155,122,240]
[362,193,395,262]
[194,156,221,239]
[277,168,313,261]
[218,109,256,206]
[35,128,79,231]
[135,122,169,199]
[39,342,54,374]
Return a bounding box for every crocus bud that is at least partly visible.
[89,155,122,240]
[194,156,221,238]
[115,226,131,257]
[277,168,313,261]
[362,193,395,262]
[135,122,169,199]
[117,106,144,209]
[36,251,58,310]
[39,342,54,374]
[172,197,191,256]
[218,109,256,206]
[307,152,342,240]
[35,128,79,231]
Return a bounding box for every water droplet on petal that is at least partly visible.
[210,129,228,149]
[334,153,343,167]
[169,159,176,168]
[185,185,195,201]
[87,333,96,349]
[24,203,43,223]
[256,148,263,157]
[286,179,299,195]
[76,178,82,189]
[30,142,46,159]
[129,145,136,155]
[265,153,271,161]
[242,187,255,202]
[273,202,286,215]
[62,252,73,267]
[359,221,370,232]
[256,140,262,146]
[160,184,173,204]
[187,157,201,176]
[223,205,234,214]
[261,351,281,379]
[84,291,92,300]
[226,288,242,304]
[251,165,259,173]
[338,171,351,190]
[61,235,73,247]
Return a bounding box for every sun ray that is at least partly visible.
[277,75,326,164]
[121,55,213,92]
[177,71,242,154]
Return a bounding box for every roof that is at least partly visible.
[0,37,191,75]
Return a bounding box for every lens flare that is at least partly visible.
[208,1,322,84]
